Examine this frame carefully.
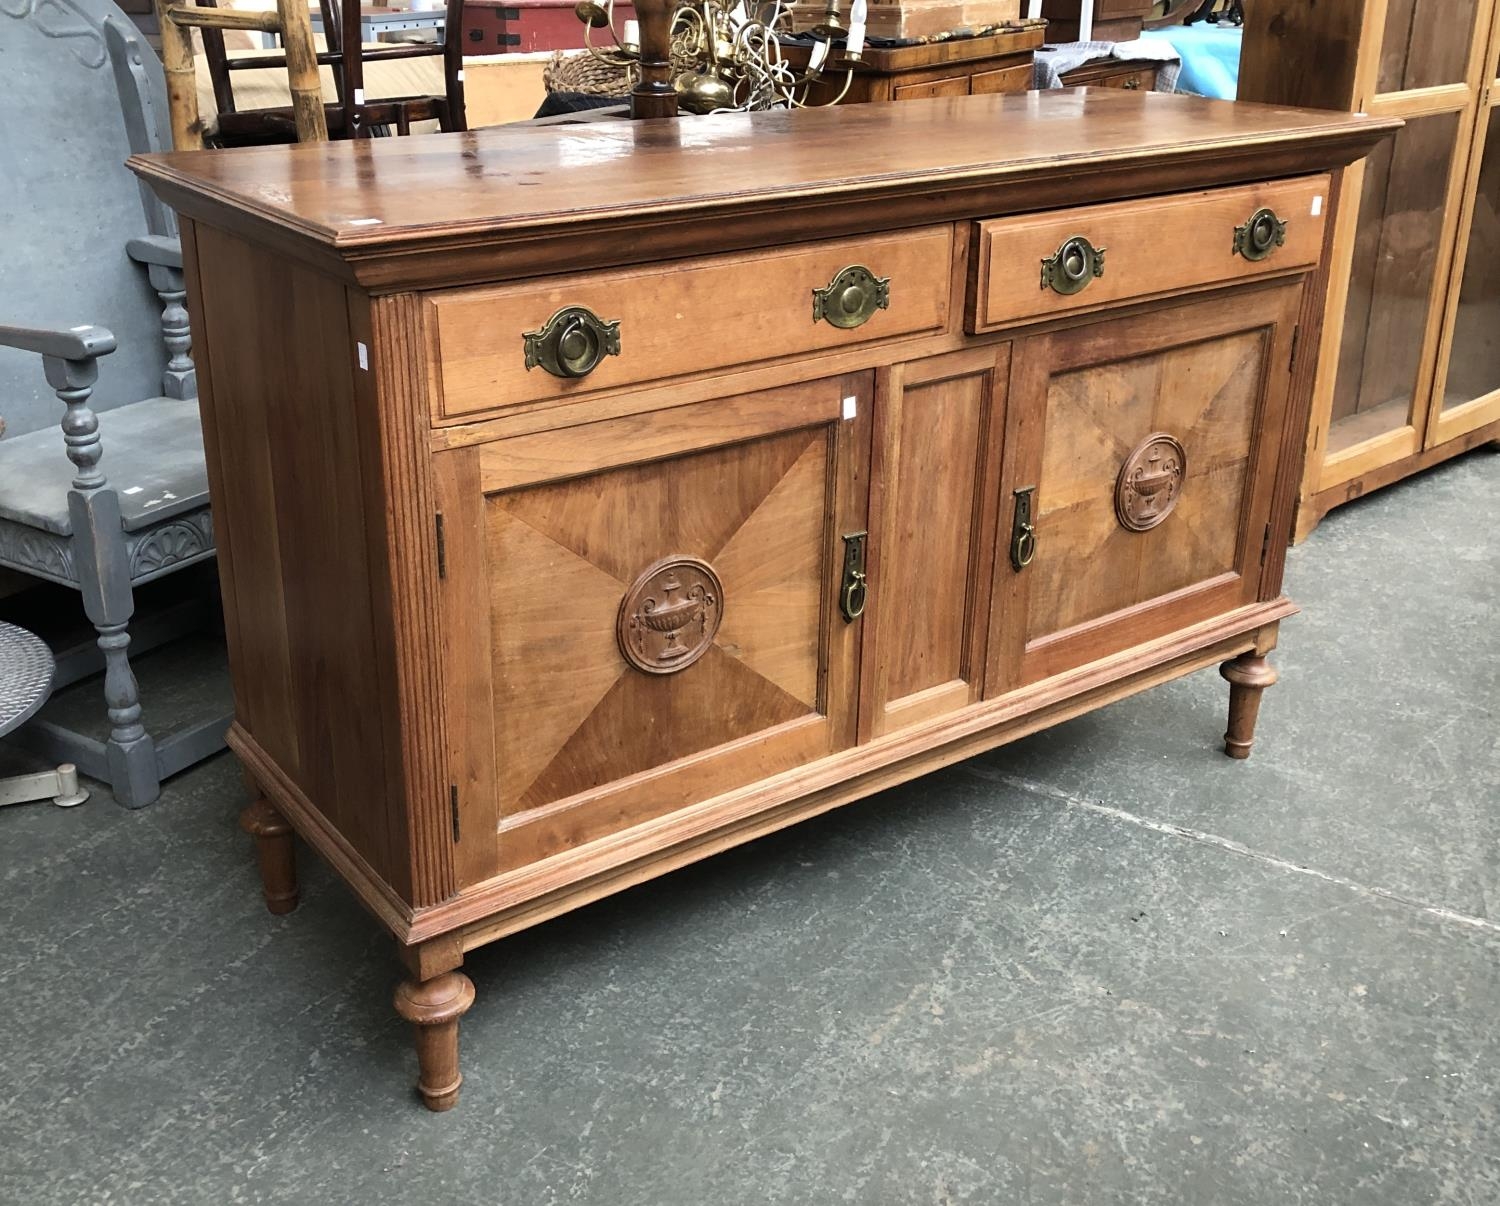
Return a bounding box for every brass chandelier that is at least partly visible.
[571,0,869,114]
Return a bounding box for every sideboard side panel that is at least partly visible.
[1264,166,1346,593]
[363,294,457,908]
[187,224,411,901]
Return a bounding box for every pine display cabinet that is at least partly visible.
[1241,0,1500,536]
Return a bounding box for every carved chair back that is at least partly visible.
[0,0,173,438]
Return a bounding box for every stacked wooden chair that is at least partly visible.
[153,0,329,146]
[0,0,223,806]
[156,0,467,146]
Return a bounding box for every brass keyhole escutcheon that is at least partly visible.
[523,306,621,379]
[1234,207,1288,262]
[1041,235,1106,296]
[813,265,891,330]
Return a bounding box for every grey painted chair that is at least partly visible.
[0,1,226,807]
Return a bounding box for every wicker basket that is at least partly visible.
[544,50,635,97]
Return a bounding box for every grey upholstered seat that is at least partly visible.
[0,397,208,537]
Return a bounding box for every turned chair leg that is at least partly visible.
[48,349,161,808]
[1219,653,1278,760]
[239,798,299,914]
[394,971,476,1112]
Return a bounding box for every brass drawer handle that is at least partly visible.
[813,265,890,330]
[1010,486,1037,571]
[1040,235,1106,296]
[1234,207,1288,262]
[523,306,621,379]
[839,530,868,622]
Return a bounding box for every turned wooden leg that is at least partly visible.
[394,971,476,1111]
[239,798,299,914]
[1219,653,1278,760]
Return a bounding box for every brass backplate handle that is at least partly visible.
[1234,207,1288,262]
[814,265,891,330]
[1040,235,1106,296]
[839,530,868,622]
[523,306,621,378]
[1010,486,1037,571]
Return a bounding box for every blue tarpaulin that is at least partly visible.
[1143,24,1242,99]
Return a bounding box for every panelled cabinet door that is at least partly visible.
[435,373,873,882]
[862,346,1009,738]
[987,283,1303,693]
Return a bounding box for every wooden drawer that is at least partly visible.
[970,63,1033,94]
[1093,66,1157,91]
[968,175,1329,333]
[427,226,953,422]
[893,75,969,100]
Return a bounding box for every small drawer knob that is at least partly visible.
[1234,207,1288,262]
[1041,235,1106,296]
[523,306,621,379]
[813,265,890,330]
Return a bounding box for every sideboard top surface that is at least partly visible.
[132,90,1398,288]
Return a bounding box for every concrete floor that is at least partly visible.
[1,450,1496,1205]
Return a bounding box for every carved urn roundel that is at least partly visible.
[617,556,724,674]
[1115,433,1187,532]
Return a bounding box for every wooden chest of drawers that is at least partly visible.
[777,24,1045,106]
[133,91,1395,1112]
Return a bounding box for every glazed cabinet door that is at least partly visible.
[987,283,1303,693]
[435,373,873,882]
[862,347,1009,738]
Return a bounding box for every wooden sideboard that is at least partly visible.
[779,24,1045,105]
[132,92,1395,1111]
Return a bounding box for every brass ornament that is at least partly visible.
[1040,235,1106,296]
[573,0,611,27]
[523,306,621,379]
[813,265,891,330]
[1115,433,1187,532]
[1234,207,1288,262]
[617,556,723,674]
[675,68,734,113]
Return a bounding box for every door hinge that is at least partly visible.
[449,785,460,843]
[1289,324,1302,375]
[435,512,447,579]
[1260,522,1273,566]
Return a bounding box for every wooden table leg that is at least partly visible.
[239,798,298,914]
[394,970,476,1111]
[1219,652,1278,760]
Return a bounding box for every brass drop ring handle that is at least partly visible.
[839,530,868,622]
[1234,207,1288,262]
[1041,235,1106,296]
[813,265,891,330]
[1010,486,1037,571]
[523,306,621,379]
